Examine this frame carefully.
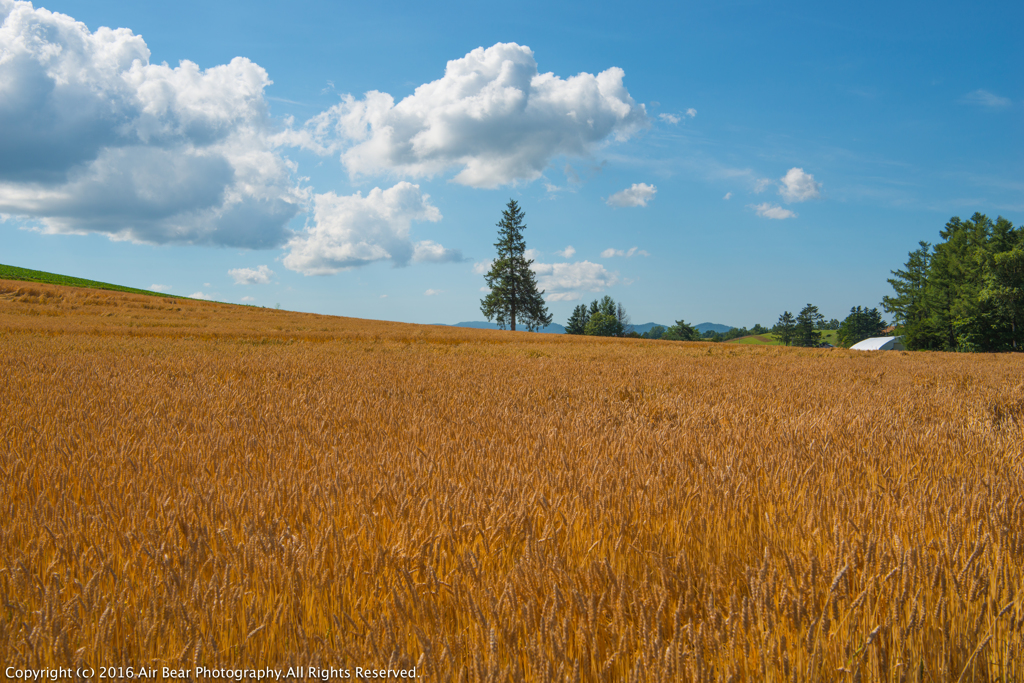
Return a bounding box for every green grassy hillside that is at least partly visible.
[0,263,172,298]
[727,329,842,346]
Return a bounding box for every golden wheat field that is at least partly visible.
[1,279,1022,682]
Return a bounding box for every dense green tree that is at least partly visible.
[837,306,887,347]
[662,319,701,341]
[573,296,632,337]
[883,214,1022,351]
[981,247,1024,350]
[480,200,552,331]
[598,295,616,317]
[641,325,666,340]
[882,241,933,348]
[794,304,824,347]
[773,311,796,346]
[565,304,589,335]
[585,312,623,337]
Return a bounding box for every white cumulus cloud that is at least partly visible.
[556,245,576,258]
[601,246,649,258]
[189,291,212,300]
[149,284,172,292]
[472,260,493,275]
[296,42,647,188]
[424,288,442,296]
[659,113,680,124]
[686,108,697,117]
[283,182,450,275]
[778,167,821,202]
[753,203,796,220]
[241,296,255,302]
[606,183,657,207]
[228,265,274,285]
[0,1,305,247]
[531,260,618,301]
[412,240,463,263]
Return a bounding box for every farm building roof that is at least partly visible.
[850,336,905,351]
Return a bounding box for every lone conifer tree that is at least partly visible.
[480,200,552,331]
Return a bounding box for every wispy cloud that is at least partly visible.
[658,108,695,125]
[960,89,1012,108]
[752,203,796,220]
[723,192,732,201]
[424,289,443,296]
[601,247,649,258]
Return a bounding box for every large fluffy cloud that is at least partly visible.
[283,182,458,275]
[0,0,304,246]
[299,43,647,188]
[531,260,618,301]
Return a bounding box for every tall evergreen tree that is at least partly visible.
[794,304,824,347]
[565,304,589,335]
[838,306,887,347]
[882,241,933,348]
[480,200,552,332]
[616,301,632,335]
[773,311,796,346]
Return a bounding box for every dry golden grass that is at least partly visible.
[1,278,1022,681]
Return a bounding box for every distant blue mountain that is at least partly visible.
[630,322,670,334]
[633,321,734,334]
[695,322,734,334]
[435,321,567,334]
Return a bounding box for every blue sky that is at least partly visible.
[2,0,1021,328]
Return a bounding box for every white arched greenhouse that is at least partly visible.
[850,336,906,351]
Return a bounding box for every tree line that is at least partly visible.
[883,213,1023,351]
[565,296,635,337]
[479,200,1021,352]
